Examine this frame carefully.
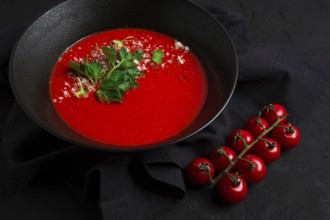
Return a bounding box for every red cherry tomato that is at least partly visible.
[227,129,255,154]
[216,172,248,204]
[209,146,237,173]
[271,123,301,150]
[245,116,270,138]
[261,103,287,125]
[253,138,281,164]
[187,157,215,186]
[236,154,267,184]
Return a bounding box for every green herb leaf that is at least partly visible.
[84,61,103,83]
[102,45,116,62]
[68,59,103,85]
[102,45,117,70]
[127,68,144,78]
[68,62,82,73]
[97,88,124,103]
[120,60,135,69]
[119,47,128,60]
[96,89,121,103]
[102,70,139,91]
[133,50,144,60]
[152,49,164,64]
[69,61,94,84]
[97,69,141,103]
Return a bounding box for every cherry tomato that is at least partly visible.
[227,129,255,154]
[236,154,267,184]
[245,116,270,138]
[253,138,281,164]
[261,103,287,125]
[216,172,248,204]
[209,146,237,173]
[271,123,301,150]
[187,157,215,186]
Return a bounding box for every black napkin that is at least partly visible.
[1,3,330,220]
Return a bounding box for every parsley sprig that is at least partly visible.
[68,37,163,103]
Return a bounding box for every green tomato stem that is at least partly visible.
[217,147,232,163]
[226,172,240,187]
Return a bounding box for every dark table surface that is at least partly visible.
[1,0,330,219]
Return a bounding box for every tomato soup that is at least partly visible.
[49,28,207,147]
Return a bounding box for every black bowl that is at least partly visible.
[9,0,238,152]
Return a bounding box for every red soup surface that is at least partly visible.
[49,28,208,147]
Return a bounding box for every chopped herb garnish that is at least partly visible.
[68,58,103,85]
[68,36,155,104]
[101,45,116,69]
[134,50,144,61]
[152,49,164,64]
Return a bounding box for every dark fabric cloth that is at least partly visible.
[1,3,330,220]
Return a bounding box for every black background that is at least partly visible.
[1,0,330,219]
